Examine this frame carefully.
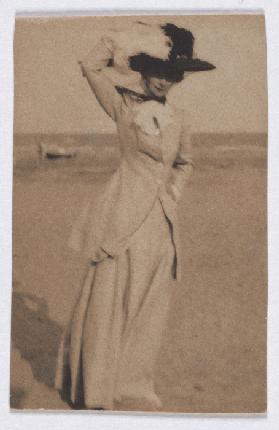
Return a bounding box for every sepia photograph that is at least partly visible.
[11,14,267,413]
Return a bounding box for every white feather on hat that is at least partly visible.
[101,21,172,91]
[105,22,171,73]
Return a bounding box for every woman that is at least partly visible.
[55,22,215,411]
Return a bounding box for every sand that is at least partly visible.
[11,135,267,413]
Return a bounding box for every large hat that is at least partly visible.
[127,22,215,80]
[176,57,216,72]
[128,52,215,82]
[161,22,216,71]
[102,22,215,90]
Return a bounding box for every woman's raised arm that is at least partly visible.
[80,36,122,121]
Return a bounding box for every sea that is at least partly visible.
[13,132,267,174]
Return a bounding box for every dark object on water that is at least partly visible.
[45,153,73,160]
[39,143,77,160]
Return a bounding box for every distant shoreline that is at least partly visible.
[13,132,267,174]
[14,132,268,149]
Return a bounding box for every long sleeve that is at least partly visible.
[169,118,194,202]
[80,36,122,121]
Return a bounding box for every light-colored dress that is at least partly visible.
[55,37,193,410]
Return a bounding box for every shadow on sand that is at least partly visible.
[11,289,63,388]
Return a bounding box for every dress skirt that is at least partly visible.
[55,199,176,410]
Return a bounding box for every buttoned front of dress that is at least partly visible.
[98,96,186,279]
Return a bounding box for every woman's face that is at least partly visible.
[144,76,174,98]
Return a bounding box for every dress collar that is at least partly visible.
[115,85,166,105]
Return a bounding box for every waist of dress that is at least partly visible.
[118,153,173,187]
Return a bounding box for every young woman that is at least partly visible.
[55,22,215,411]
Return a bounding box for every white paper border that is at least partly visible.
[1,1,278,429]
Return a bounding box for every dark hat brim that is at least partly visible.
[176,58,216,72]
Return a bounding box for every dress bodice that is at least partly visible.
[116,95,182,167]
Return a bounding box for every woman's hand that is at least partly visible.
[79,35,114,76]
[91,247,112,264]
[167,183,181,202]
[78,61,87,77]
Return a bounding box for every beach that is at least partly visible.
[11,133,267,413]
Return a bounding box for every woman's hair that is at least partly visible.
[128,23,195,83]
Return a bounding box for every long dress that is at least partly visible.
[55,37,194,410]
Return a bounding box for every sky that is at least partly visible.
[14,14,267,134]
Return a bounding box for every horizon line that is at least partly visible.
[14,131,268,136]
